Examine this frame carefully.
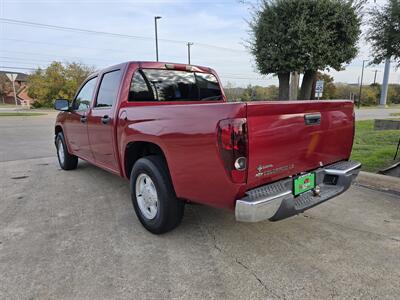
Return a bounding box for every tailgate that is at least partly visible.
[246,100,355,188]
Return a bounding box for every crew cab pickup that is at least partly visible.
[54,61,361,234]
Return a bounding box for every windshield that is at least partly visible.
[129,69,223,102]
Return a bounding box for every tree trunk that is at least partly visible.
[289,71,299,100]
[278,72,290,100]
[299,70,317,100]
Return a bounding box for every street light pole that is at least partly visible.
[154,16,162,62]
[358,60,367,109]
[187,42,193,64]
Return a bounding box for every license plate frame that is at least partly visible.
[293,172,316,196]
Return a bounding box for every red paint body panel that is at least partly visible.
[245,101,354,190]
[87,107,120,173]
[55,61,355,211]
[62,110,93,161]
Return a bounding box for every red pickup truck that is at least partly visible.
[54,61,361,234]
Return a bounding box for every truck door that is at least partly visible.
[63,76,98,161]
[87,69,122,173]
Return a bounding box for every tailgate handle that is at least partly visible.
[304,113,321,125]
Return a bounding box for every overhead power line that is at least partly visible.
[0,56,60,63]
[0,66,38,71]
[1,37,140,55]
[0,18,247,53]
[0,51,118,64]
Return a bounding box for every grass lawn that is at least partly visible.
[351,120,400,172]
[0,112,47,117]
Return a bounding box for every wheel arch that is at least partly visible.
[124,141,172,181]
[55,124,73,154]
[55,125,63,136]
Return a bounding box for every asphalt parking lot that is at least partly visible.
[1,113,400,299]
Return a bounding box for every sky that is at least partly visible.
[0,0,399,87]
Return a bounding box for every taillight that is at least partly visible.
[217,118,248,183]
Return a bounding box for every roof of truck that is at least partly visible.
[92,61,214,76]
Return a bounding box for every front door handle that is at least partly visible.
[80,115,87,123]
[304,113,321,125]
[101,115,111,125]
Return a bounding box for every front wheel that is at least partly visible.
[56,132,78,170]
[130,156,184,234]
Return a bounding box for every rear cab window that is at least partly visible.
[128,69,222,102]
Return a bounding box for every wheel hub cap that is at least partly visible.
[57,139,65,165]
[135,174,158,220]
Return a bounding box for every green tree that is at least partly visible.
[250,0,362,100]
[241,85,254,101]
[335,83,358,100]
[0,74,12,104]
[387,84,400,104]
[224,82,245,102]
[362,85,380,106]
[367,0,400,67]
[315,73,336,99]
[27,62,95,107]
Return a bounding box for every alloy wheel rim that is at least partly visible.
[57,139,65,165]
[135,173,159,220]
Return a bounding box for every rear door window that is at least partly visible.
[95,70,122,108]
[128,69,222,102]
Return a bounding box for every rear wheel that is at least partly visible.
[56,132,78,170]
[130,156,184,234]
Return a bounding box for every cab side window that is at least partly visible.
[72,77,98,111]
[95,70,122,107]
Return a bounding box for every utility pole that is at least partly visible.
[379,58,391,106]
[154,16,162,62]
[187,42,193,65]
[358,60,367,109]
[373,69,379,85]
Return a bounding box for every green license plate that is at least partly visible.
[293,173,316,196]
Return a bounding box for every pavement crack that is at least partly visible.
[11,176,29,180]
[193,210,283,299]
[208,229,223,253]
[234,257,283,298]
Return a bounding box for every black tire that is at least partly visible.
[56,132,78,170]
[130,156,184,234]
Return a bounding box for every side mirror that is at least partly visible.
[54,99,70,111]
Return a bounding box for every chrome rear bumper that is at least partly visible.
[235,160,361,222]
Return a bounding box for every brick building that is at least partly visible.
[0,71,35,106]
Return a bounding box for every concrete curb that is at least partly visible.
[355,171,400,194]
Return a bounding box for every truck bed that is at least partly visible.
[119,99,355,209]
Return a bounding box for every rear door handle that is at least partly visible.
[80,115,87,123]
[101,115,111,124]
[304,113,321,125]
